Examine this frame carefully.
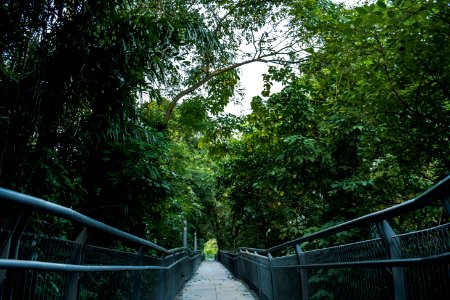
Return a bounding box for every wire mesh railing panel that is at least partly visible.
[0,188,201,300]
[172,252,186,265]
[7,270,69,300]
[219,252,237,275]
[164,268,175,300]
[240,252,258,291]
[139,269,164,300]
[393,223,450,258]
[244,254,253,286]
[18,233,79,263]
[172,256,185,295]
[392,223,450,299]
[2,234,77,299]
[271,255,302,300]
[403,264,450,300]
[141,254,163,267]
[255,255,272,300]
[79,271,134,300]
[235,255,243,280]
[83,245,140,266]
[303,238,386,265]
[307,267,393,300]
[218,176,450,300]
[248,254,259,292]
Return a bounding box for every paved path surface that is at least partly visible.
[177,261,256,300]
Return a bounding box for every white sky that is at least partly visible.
[224,62,283,116]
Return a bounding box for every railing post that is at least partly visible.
[268,252,278,300]
[194,232,197,252]
[376,220,406,300]
[183,221,187,249]
[295,244,309,300]
[65,227,89,300]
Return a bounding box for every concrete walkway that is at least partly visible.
[177,261,256,300]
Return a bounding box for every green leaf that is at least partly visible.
[276,153,286,161]
[355,7,368,14]
[376,1,387,9]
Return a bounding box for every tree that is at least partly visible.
[203,239,218,259]
[0,0,217,240]
[159,0,318,124]
[212,0,450,248]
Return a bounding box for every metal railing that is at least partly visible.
[219,175,450,300]
[0,188,201,300]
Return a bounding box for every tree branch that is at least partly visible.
[164,57,268,123]
[163,43,311,123]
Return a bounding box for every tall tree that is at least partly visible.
[0,0,217,238]
[213,0,450,248]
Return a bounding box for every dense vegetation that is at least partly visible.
[1,0,448,250]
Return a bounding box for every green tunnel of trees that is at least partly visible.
[1,0,449,251]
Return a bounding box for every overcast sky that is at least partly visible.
[223,62,283,116]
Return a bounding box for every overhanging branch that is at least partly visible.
[163,51,306,123]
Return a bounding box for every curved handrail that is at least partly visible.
[0,187,180,254]
[219,251,450,269]
[0,252,202,271]
[237,174,450,254]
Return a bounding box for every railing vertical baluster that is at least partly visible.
[377,220,406,300]
[65,227,89,300]
[268,252,278,300]
[295,244,309,300]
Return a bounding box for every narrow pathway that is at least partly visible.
[177,260,256,300]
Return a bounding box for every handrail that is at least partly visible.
[0,254,201,271]
[219,251,450,269]
[0,188,202,299]
[239,174,450,253]
[219,175,450,300]
[0,187,177,254]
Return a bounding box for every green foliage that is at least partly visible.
[203,239,218,260]
[1,0,448,255]
[0,0,219,244]
[213,0,449,249]
[177,97,208,133]
[205,70,240,115]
